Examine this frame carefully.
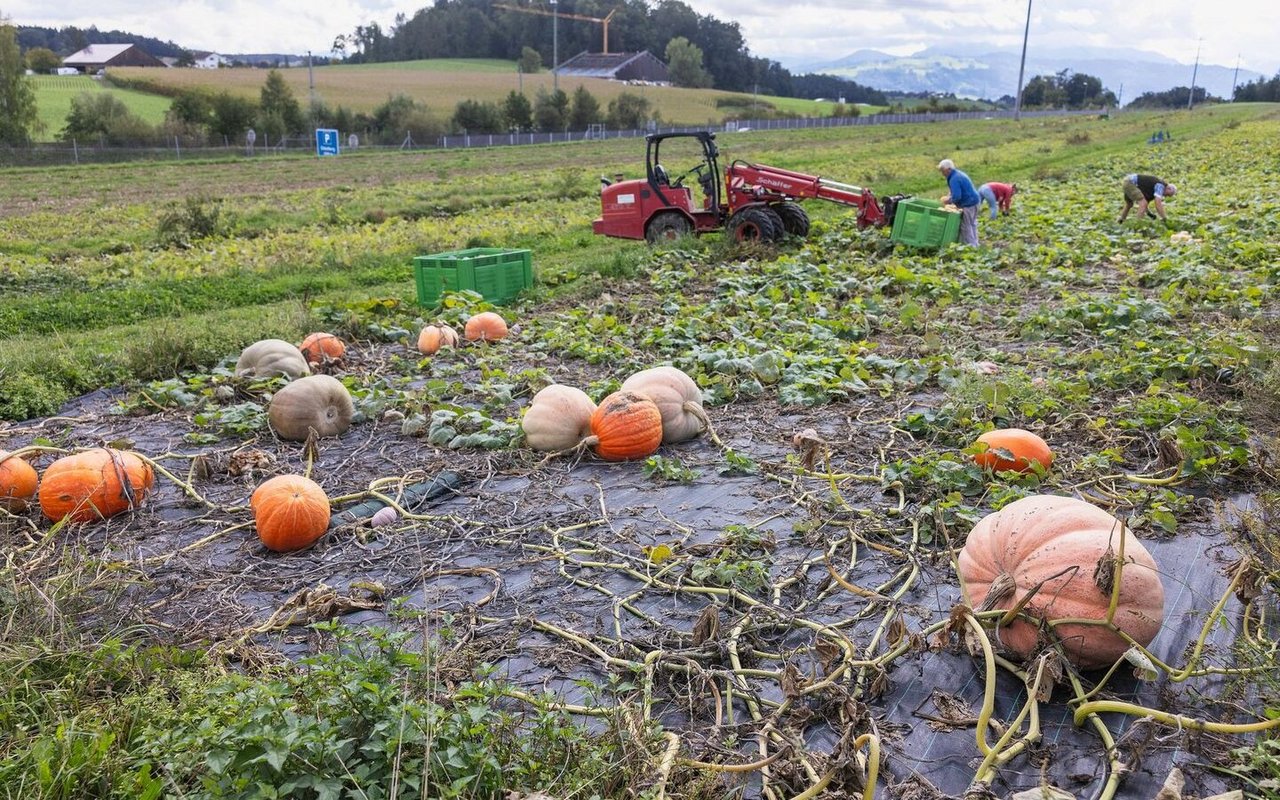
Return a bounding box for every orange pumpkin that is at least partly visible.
[973,428,1054,474]
[958,494,1164,670]
[299,332,346,365]
[38,448,155,523]
[0,450,39,512]
[251,474,331,552]
[588,390,663,461]
[464,311,509,342]
[417,324,460,355]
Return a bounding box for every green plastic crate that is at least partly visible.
[413,247,533,307]
[890,198,961,248]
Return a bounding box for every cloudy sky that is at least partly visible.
[7,0,1277,74]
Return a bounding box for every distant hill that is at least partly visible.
[792,47,1260,103]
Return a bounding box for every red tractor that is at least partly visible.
[593,131,898,244]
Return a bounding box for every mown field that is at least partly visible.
[30,74,172,139]
[1,106,1279,798]
[107,58,841,124]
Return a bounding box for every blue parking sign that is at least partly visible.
[315,128,340,157]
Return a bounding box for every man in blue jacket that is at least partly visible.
[938,158,981,246]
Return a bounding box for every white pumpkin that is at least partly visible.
[236,339,311,379]
[620,366,707,443]
[522,385,597,451]
[268,375,355,441]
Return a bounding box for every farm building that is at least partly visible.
[61,43,166,72]
[190,51,230,69]
[555,51,669,83]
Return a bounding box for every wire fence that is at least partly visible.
[0,108,1105,168]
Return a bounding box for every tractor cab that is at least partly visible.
[594,131,726,244]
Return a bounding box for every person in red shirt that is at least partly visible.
[977,182,1018,219]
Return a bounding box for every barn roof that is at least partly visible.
[556,51,655,78]
[62,44,138,65]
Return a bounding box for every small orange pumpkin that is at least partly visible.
[299,332,346,365]
[251,474,331,552]
[0,450,39,512]
[958,494,1164,670]
[417,324,460,355]
[588,390,663,461]
[464,311,509,342]
[973,428,1054,474]
[39,448,155,523]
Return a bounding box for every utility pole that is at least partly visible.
[1117,82,1123,109]
[1187,39,1202,110]
[551,0,559,93]
[307,50,316,128]
[1231,54,1241,100]
[1013,0,1032,121]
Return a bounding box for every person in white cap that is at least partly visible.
[937,158,981,246]
[1118,174,1177,223]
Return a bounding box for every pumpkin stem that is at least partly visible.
[684,402,724,449]
[996,564,1081,628]
[535,435,597,468]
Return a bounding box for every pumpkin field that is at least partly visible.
[1,105,1279,799]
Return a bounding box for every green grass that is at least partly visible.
[30,74,171,140]
[0,105,1274,419]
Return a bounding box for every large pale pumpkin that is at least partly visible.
[0,451,39,512]
[235,339,311,379]
[973,428,1054,474]
[958,494,1164,670]
[620,366,708,443]
[268,375,355,441]
[299,332,346,365]
[589,390,663,461]
[522,385,596,451]
[417,324,460,355]
[39,448,155,523]
[251,474,330,552]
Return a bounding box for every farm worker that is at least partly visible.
[977,182,1018,219]
[937,159,981,246]
[1118,174,1177,223]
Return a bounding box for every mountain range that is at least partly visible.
[787,44,1260,103]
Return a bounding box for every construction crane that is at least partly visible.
[494,3,619,54]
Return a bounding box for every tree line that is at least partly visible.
[1233,72,1280,102]
[334,0,884,103]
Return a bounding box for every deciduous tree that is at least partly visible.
[0,20,40,144]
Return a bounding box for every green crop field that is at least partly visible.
[30,74,172,140]
[107,58,840,124]
[1,106,1278,799]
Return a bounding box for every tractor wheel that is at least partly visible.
[727,207,780,243]
[761,206,787,241]
[774,203,811,238]
[645,211,693,244]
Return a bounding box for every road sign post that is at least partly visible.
[315,128,340,157]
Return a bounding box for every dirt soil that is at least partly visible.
[0,335,1258,799]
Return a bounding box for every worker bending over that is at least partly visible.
[978,182,1018,220]
[1118,174,1177,223]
